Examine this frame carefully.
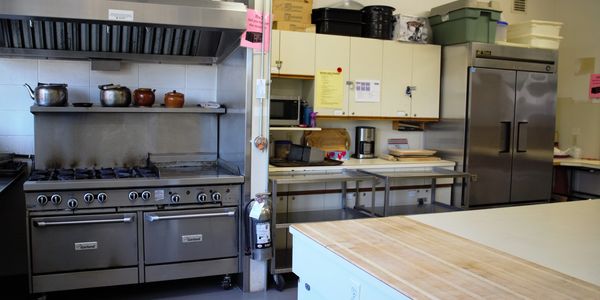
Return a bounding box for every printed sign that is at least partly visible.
[316,70,344,109]
[240,9,270,52]
[590,74,600,99]
[355,80,381,103]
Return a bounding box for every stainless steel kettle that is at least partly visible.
[24,83,68,106]
[98,84,132,107]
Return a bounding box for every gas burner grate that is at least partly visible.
[27,167,159,181]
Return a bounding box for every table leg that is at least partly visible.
[341,181,347,209]
[383,177,390,217]
[430,178,437,213]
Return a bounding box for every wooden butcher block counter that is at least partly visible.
[290,201,600,299]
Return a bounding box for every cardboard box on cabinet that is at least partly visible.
[273,0,313,24]
[274,21,312,32]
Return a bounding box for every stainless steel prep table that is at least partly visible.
[357,167,473,216]
[268,170,378,279]
[267,167,472,289]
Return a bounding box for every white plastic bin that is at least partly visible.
[507,20,563,37]
[507,34,562,49]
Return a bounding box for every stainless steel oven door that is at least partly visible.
[143,207,238,265]
[30,213,138,274]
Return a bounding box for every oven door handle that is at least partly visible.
[145,211,235,222]
[34,216,134,227]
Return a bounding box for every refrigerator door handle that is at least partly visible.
[516,121,529,153]
[499,121,512,153]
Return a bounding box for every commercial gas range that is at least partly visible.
[23,155,244,294]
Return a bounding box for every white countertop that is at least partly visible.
[554,158,600,170]
[269,158,455,173]
[408,200,600,286]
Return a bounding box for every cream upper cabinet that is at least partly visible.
[381,42,440,118]
[314,34,350,116]
[381,41,412,118]
[348,37,383,117]
[271,30,315,76]
[411,44,440,118]
[270,30,281,74]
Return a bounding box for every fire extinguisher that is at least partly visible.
[245,192,272,261]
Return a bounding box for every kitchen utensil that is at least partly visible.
[164,90,184,108]
[287,144,325,163]
[98,84,131,107]
[326,151,351,161]
[72,102,93,107]
[274,140,292,159]
[133,88,156,107]
[355,126,376,159]
[24,82,68,106]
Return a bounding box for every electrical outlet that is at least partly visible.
[350,279,361,300]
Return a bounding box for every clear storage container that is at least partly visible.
[507,20,563,37]
[495,20,508,42]
[507,34,562,49]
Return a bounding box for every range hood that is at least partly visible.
[0,0,247,66]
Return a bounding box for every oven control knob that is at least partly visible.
[211,192,222,203]
[50,194,62,205]
[97,193,107,203]
[197,193,208,203]
[36,195,48,206]
[67,198,78,209]
[128,191,139,201]
[171,194,181,203]
[141,191,151,201]
[83,193,94,203]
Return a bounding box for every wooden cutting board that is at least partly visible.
[292,217,600,299]
[381,154,441,162]
[304,128,351,152]
[388,148,437,157]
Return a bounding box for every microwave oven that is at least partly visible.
[270,95,301,126]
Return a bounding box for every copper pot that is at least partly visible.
[164,90,184,108]
[133,88,156,107]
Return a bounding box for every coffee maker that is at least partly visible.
[354,126,376,159]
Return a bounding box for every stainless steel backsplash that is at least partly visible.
[34,113,217,169]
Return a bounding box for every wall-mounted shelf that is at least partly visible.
[316,116,439,122]
[270,127,322,132]
[271,74,315,80]
[30,106,226,114]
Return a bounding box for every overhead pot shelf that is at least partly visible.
[0,0,247,68]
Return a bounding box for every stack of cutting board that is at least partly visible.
[382,148,441,162]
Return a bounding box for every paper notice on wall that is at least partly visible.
[240,9,270,52]
[355,80,381,102]
[590,74,600,99]
[316,70,344,109]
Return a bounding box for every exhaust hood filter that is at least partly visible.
[0,19,241,64]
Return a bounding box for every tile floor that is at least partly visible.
[15,274,298,300]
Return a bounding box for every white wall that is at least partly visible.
[0,59,217,154]
[554,0,600,158]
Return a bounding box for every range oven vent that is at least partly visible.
[0,0,247,65]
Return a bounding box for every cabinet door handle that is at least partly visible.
[499,121,512,153]
[516,121,529,153]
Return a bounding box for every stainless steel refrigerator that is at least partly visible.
[425,43,558,207]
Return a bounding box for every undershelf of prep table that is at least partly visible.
[275,208,371,229]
